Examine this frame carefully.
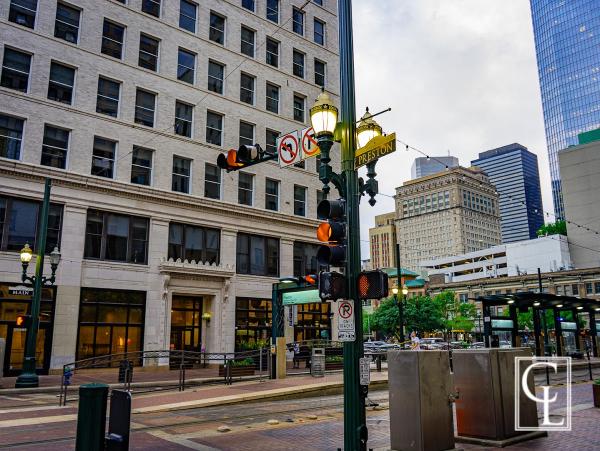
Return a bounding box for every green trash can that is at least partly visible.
[76,382,109,451]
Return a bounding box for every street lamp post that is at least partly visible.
[392,285,409,341]
[15,178,61,388]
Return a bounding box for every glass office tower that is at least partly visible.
[530,1,600,219]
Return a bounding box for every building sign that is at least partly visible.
[8,285,33,296]
[282,289,321,305]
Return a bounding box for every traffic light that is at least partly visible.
[357,270,388,300]
[318,271,347,301]
[217,144,276,171]
[316,199,346,266]
[15,314,31,327]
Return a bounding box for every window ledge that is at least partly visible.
[82,259,149,272]
[159,257,234,278]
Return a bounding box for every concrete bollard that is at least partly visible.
[75,383,109,451]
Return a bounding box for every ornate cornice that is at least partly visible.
[159,257,235,279]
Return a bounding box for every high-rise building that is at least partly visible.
[395,167,502,272]
[530,1,600,219]
[369,212,397,269]
[411,156,459,179]
[472,143,544,243]
[0,0,339,375]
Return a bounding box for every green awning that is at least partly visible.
[282,289,321,305]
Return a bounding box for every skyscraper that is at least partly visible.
[530,1,600,219]
[472,143,544,243]
[411,156,459,179]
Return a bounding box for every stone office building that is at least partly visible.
[0,0,339,374]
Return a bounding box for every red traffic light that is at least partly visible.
[357,270,388,300]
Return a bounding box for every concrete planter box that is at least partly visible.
[218,365,255,377]
[593,384,600,408]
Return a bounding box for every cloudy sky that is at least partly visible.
[350,0,551,259]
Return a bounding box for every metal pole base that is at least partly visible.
[15,371,39,388]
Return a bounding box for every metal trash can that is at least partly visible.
[311,348,325,377]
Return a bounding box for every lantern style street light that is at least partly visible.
[310,89,339,138]
[356,107,383,149]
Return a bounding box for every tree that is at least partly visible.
[369,296,399,337]
[536,220,567,237]
[404,295,445,334]
[430,291,476,338]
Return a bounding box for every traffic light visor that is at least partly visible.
[317,222,345,242]
[317,223,331,242]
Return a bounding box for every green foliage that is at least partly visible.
[231,357,254,367]
[404,295,446,333]
[238,339,269,351]
[325,355,343,363]
[369,296,399,336]
[363,310,373,334]
[594,379,600,385]
[432,291,476,335]
[536,220,567,237]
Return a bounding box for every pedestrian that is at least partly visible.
[410,331,420,350]
[293,342,300,368]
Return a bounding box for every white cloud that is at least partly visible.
[352,0,551,259]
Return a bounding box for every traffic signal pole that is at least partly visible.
[338,1,367,449]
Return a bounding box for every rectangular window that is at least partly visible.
[208,60,224,94]
[47,62,75,105]
[266,0,278,23]
[84,210,149,264]
[131,146,152,186]
[236,233,279,276]
[238,172,254,206]
[91,136,116,178]
[204,163,221,199]
[134,89,156,127]
[240,73,255,105]
[265,178,279,211]
[293,242,323,278]
[294,185,306,216]
[0,114,24,160]
[142,0,160,17]
[96,77,120,117]
[242,0,254,11]
[179,0,197,33]
[172,156,191,194]
[206,111,223,146]
[314,59,326,87]
[293,50,304,78]
[9,0,37,28]
[177,48,195,84]
[239,121,254,147]
[586,282,593,295]
[266,129,279,156]
[101,20,125,59]
[266,82,279,114]
[1,48,31,93]
[76,288,146,362]
[138,34,159,71]
[313,0,323,5]
[54,2,80,43]
[266,37,279,67]
[168,223,220,264]
[209,12,225,45]
[572,284,579,296]
[241,26,255,58]
[41,125,69,169]
[293,95,305,122]
[595,282,600,294]
[0,195,63,254]
[314,18,325,45]
[292,8,304,35]
[175,101,193,138]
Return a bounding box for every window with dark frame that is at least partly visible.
[292,7,304,35]
[168,222,220,264]
[293,242,325,278]
[206,111,223,145]
[134,89,156,127]
[84,210,148,264]
[1,48,31,93]
[177,48,195,84]
[241,0,255,12]
[266,129,279,157]
[313,0,323,5]
[293,50,304,78]
[236,233,279,277]
[204,163,221,199]
[314,59,326,87]
[266,0,279,23]
[131,146,152,186]
[241,26,255,57]
[0,195,63,255]
[48,62,75,104]
[266,82,279,114]
[208,60,224,94]
[266,38,279,67]
[265,178,279,211]
[238,172,254,206]
[294,185,306,216]
[138,34,159,71]
[54,2,80,43]
[179,0,197,33]
[240,73,255,105]
[41,124,69,169]
[293,95,305,122]
[9,0,37,29]
[175,101,193,138]
[96,77,120,117]
[172,156,191,194]
[314,18,325,45]
[91,136,116,178]
[209,12,225,44]
[239,121,254,147]
[235,297,272,350]
[0,114,24,160]
[101,20,125,59]
[142,0,160,17]
[294,303,331,342]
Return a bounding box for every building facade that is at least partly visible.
[530,0,600,219]
[368,211,396,269]
[559,133,600,269]
[410,156,459,179]
[471,143,544,243]
[395,166,502,272]
[0,0,340,374]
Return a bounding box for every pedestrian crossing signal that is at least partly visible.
[357,270,388,300]
[15,314,31,327]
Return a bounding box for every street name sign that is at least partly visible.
[338,300,355,342]
[354,132,396,169]
[282,289,320,305]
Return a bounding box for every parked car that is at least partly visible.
[470,342,485,349]
[364,341,400,353]
[420,338,445,350]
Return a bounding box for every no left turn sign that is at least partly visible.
[277,132,300,167]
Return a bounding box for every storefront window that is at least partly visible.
[235,297,271,350]
[76,288,145,363]
[294,302,331,342]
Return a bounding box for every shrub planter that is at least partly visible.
[593,382,600,408]
[325,362,344,371]
[218,365,255,377]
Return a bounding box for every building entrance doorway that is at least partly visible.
[170,296,203,352]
